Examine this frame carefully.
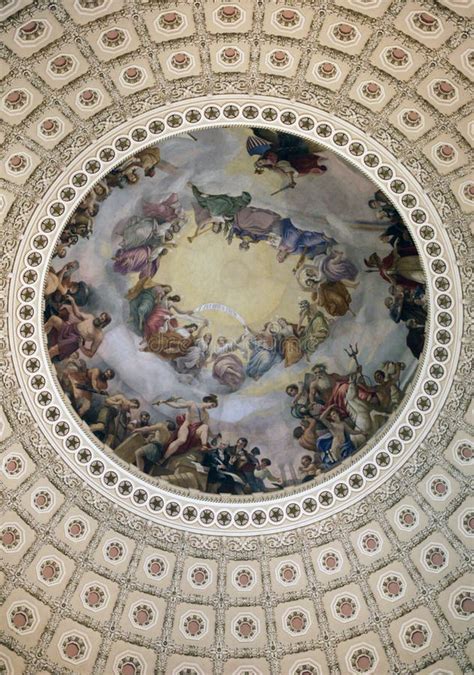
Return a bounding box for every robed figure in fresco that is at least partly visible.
[245,323,283,380]
[187,183,253,243]
[190,184,252,221]
[112,193,185,278]
[320,249,359,283]
[211,336,247,390]
[247,128,328,187]
[189,201,282,247]
[276,218,337,269]
[126,278,168,335]
[297,300,330,357]
[230,206,282,248]
[364,250,425,289]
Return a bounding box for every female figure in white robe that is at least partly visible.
[174,333,213,375]
[211,336,246,390]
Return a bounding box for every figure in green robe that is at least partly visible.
[126,277,170,336]
[190,184,252,221]
[297,300,330,357]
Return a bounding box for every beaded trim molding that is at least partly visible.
[9,95,462,535]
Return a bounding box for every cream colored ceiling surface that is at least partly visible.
[0,1,473,674]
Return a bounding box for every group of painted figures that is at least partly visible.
[120,181,360,388]
[287,351,407,476]
[44,134,427,494]
[53,147,162,259]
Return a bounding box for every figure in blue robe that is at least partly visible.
[317,430,356,468]
[245,330,282,380]
[276,218,337,266]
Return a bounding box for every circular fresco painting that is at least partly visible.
[44,127,427,496]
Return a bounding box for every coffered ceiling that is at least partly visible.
[0,1,472,674]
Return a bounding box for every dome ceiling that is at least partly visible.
[45,125,428,501]
[0,1,472,674]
